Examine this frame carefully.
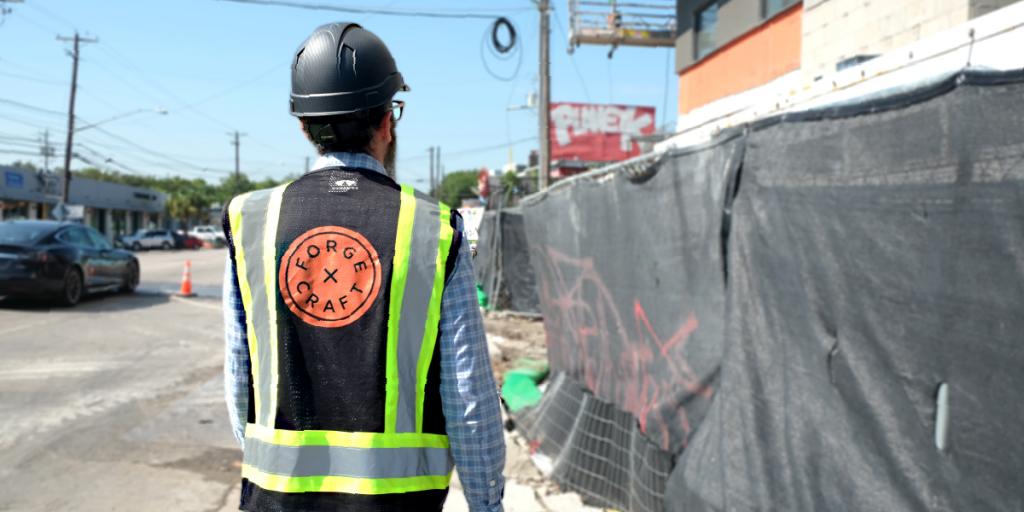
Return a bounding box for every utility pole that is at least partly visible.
[304,156,310,174]
[229,130,246,182]
[40,129,55,172]
[537,0,551,190]
[436,146,442,187]
[428,146,436,197]
[57,32,98,206]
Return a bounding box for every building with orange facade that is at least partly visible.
[674,0,1021,121]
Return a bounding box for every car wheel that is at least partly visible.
[131,242,142,251]
[121,261,140,293]
[161,241,171,250]
[59,267,83,307]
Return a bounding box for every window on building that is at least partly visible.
[0,201,31,220]
[764,0,799,19]
[695,1,723,60]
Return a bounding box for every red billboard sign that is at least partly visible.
[549,102,656,162]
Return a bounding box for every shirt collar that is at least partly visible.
[310,152,386,176]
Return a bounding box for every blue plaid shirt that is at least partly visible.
[223,152,505,511]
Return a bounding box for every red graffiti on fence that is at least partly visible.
[534,246,714,450]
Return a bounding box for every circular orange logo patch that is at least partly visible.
[279,226,382,328]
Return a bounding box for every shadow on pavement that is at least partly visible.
[0,290,172,313]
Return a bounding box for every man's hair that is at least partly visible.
[300,103,389,155]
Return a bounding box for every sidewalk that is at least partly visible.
[440,312,603,512]
[444,426,601,512]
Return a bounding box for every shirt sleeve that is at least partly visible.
[223,228,250,448]
[439,216,506,512]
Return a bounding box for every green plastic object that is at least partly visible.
[501,359,549,413]
[476,283,489,309]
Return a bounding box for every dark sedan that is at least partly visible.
[0,220,140,306]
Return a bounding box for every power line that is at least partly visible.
[76,137,204,175]
[216,0,526,19]
[0,113,57,130]
[0,70,67,86]
[401,136,534,162]
[0,57,64,81]
[0,96,237,175]
[17,5,300,163]
[0,98,234,175]
[75,144,144,175]
[9,10,59,36]
[92,41,296,156]
[89,125,232,175]
[0,97,66,117]
[174,60,288,111]
[551,3,592,102]
[26,1,76,30]
[0,137,40,148]
[0,148,39,157]
[0,131,41,142]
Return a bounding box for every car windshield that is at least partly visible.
[0,223,52,246]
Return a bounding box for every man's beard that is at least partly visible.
[384,126,397,179]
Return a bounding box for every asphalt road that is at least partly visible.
[0,248,238,512]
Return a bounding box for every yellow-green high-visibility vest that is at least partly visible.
[227,179,455,498]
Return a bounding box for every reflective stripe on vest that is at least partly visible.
[228,185,287,427]
[229,182,455,494]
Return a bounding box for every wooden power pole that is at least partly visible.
[57,32,97,207]
[537,0,551,190]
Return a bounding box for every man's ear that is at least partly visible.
[378,113,393,144]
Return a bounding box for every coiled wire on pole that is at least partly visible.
[492,17,516,53]
[481,17,522,82]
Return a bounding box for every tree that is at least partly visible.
[500,171,521,206]
[434,170,480,207]
[9,161,39,172]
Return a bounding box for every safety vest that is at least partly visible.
[226,167,455,510]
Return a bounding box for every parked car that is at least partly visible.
[189,225,225,245]
[122,229,176,251]
[172,231,203,250]
[0,220,140,306]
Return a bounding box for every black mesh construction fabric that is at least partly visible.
[668,70,1024,512]
[520,136,744,455]
[474,208,540,313]
[516,70,1024,512]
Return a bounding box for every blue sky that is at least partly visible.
[0,0,676,186]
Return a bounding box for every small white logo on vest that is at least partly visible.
[330,178,358,193]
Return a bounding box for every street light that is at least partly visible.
[75,107,168,133]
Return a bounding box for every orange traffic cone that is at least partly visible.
[178,260,195,297]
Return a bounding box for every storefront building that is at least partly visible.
[0,167,167,240]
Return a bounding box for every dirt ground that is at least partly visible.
[483,311,549,384]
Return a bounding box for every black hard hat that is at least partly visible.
[290,23,409,117]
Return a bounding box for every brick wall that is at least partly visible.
[801,0,1020,80]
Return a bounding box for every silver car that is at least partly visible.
[122,229,175,251]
